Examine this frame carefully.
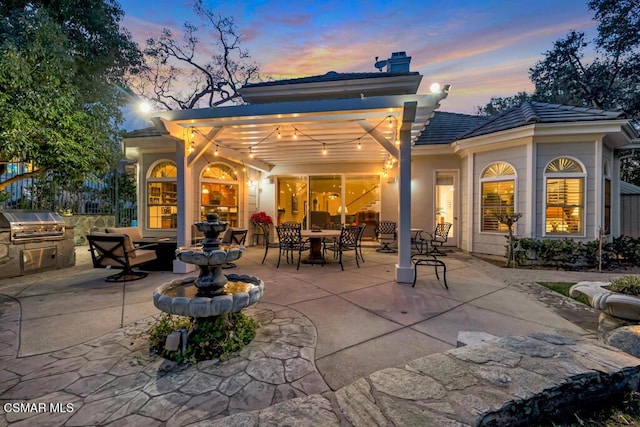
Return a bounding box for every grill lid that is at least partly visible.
[0,210,66,242]
[0,210,65,228]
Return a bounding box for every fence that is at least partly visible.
[0,163,136,227]
[621,194,640,238]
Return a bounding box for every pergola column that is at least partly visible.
[395,101,417,283]
[173,138,197,273]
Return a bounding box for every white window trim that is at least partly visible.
[542,156,586,238]
[146,159,178,230]
[478,162,517,235]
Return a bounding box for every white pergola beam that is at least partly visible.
[356,119,399,159]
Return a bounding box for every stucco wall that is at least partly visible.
[473,145,528,255]
[535,141,596,241]
[411,154,461,244]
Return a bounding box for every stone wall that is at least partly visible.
[62,215,115,245]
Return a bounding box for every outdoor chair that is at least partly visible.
[376,220,397,253]
[276,222,310,269]
[355,223,367,263]
[411,251,448,289]
[427,222,452,255]
[221,228,248,269]
[259,223,281,265]
[87,232,157,282]
[324,225,360,271]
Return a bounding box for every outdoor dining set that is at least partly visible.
[86,218,452,289]
[255,220,452,288]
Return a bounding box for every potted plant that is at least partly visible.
[250,211,273,243]
[570,275,640,321]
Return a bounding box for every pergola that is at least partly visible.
[146,90,449,282]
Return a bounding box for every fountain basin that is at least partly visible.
[570,281,640,321]
[153,274,265,317]
[176,245,244,266]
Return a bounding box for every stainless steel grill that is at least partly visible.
[0,210,66,242]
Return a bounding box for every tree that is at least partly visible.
[475,92,536,116]
[476,0,640,184]
[129,0,259,110]
[0,1,142,197]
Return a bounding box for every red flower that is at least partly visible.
[250,211,273,225]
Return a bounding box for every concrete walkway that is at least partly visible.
[0,245,634,425]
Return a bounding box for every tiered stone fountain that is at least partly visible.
[153,213,264,318]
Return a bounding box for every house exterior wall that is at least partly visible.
[535,141,596,241]
[472,144,528,255]
[411,154,461,244]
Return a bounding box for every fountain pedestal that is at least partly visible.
[152,213,264,318]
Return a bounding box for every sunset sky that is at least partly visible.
[118,0,597,114]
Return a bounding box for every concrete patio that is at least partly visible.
[0,244,635,425]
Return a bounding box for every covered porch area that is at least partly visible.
[125,69,449,282]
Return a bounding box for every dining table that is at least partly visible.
[300,229,341,264]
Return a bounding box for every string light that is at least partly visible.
[388,117,393,128]
[357,139,362,150]
[277,127,281,139]
[293,128,298,139]
[322,143,327,155]
[214,144,219,156]
[242,162,247,172]
[249,147,254,158]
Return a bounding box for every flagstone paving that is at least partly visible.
[0,301,329,425]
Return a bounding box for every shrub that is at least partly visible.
[608,275,640,296]
[148,312,258,364]
[509,235,640,271]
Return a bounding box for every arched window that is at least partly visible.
[480,162,516,232]
[544,157,585,234]
[147,161,177,229]
[200,163,239,226]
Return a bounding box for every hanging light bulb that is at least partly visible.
[249,147,254,158]
[388,117,393,128]
[277,127,281,139]
[322,143,327,155]
[214,144,219,156]
[242,162,246,172]
[189,141,195,153]
[293,128,298,139]
[357,139,362,150]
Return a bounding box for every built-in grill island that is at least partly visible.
[0,210,75,279]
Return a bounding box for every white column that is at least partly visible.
[395,102,417,284]
[173,140,197,273]
[525,141,535,237]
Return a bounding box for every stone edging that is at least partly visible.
[212,331,640,427]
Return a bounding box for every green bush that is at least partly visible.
[509,235,640,270]
[148,312,258,364]
[608,275,640,296]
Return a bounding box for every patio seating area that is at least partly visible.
[0,243,635,425]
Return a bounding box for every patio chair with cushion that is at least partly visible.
[376,220,397,253]
[87,232,157,282]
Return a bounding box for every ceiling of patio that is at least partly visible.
[151,94,446,171]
